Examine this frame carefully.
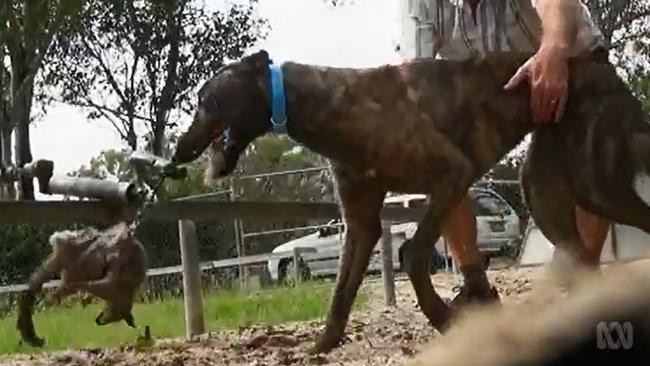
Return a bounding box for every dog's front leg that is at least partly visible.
[401,149,475,331]
[311,171,386,354]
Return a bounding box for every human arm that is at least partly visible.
[504,0,585,123]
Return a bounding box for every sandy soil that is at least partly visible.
[0,266,546,366]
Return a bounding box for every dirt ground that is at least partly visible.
[0,264,545,366]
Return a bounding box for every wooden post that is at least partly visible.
[381,223,396,307]
[292,247,302,286]
[230,178,246,288]
[178,219,205,338]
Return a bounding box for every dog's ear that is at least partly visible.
[245,50,270,71]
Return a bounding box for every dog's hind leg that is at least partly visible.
[520,153,594,283]
[575,206,610,266]
[311,169,386,354]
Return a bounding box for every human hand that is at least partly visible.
[504,44,570,123]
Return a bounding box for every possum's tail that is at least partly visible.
[16,291,45,347]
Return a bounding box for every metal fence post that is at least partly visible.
[178,219,205,338]
[381,223,396,307]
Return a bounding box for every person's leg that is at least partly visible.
[443,193,498,306]
[575,206,610,267]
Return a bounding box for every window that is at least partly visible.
[474,194,510,216]
[407,197,428,207]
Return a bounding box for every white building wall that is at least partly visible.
[518,222,650,267]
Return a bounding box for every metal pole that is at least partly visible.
[178,219,205,338]
[381,223,396,307]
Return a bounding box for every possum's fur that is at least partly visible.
[406,261,650,366]
[16,223,147,347]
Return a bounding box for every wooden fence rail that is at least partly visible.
[0,200,428,223]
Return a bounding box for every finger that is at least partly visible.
[546,84,564,123]
[541,86,556,123]
[532,80,547,123]
[529,66,547,123]
[539,81,561,124]
[554,86,569,123]
[504,66,528,90]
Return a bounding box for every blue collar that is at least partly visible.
[267,61,287,134]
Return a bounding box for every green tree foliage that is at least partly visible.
[41,0,268,156]
[0,223,67,285]
[629,76,650,116]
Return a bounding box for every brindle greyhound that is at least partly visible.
[171,49,649,353]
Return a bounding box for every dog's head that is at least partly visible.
[172,50,274,179]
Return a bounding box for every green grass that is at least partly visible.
[0,282,367,356]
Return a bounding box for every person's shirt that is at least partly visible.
[397,0,606,61]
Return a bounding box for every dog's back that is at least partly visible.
[282,52,626,176]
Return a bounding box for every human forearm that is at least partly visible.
[534,0,581,55]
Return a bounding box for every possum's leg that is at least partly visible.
[54,259,125,304]
[27,252,64,293]
[56,279,119,302]
[16,251,65,347]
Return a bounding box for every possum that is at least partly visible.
[16,222,147,347]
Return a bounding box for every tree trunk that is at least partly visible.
[152,2,181,158]
[152,125,165,157]
[11,61,35,201]
[0,126,16,199]
[15,114,34,200]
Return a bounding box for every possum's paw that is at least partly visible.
[16,314,46,347]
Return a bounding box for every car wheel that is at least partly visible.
[280,258,311,285]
